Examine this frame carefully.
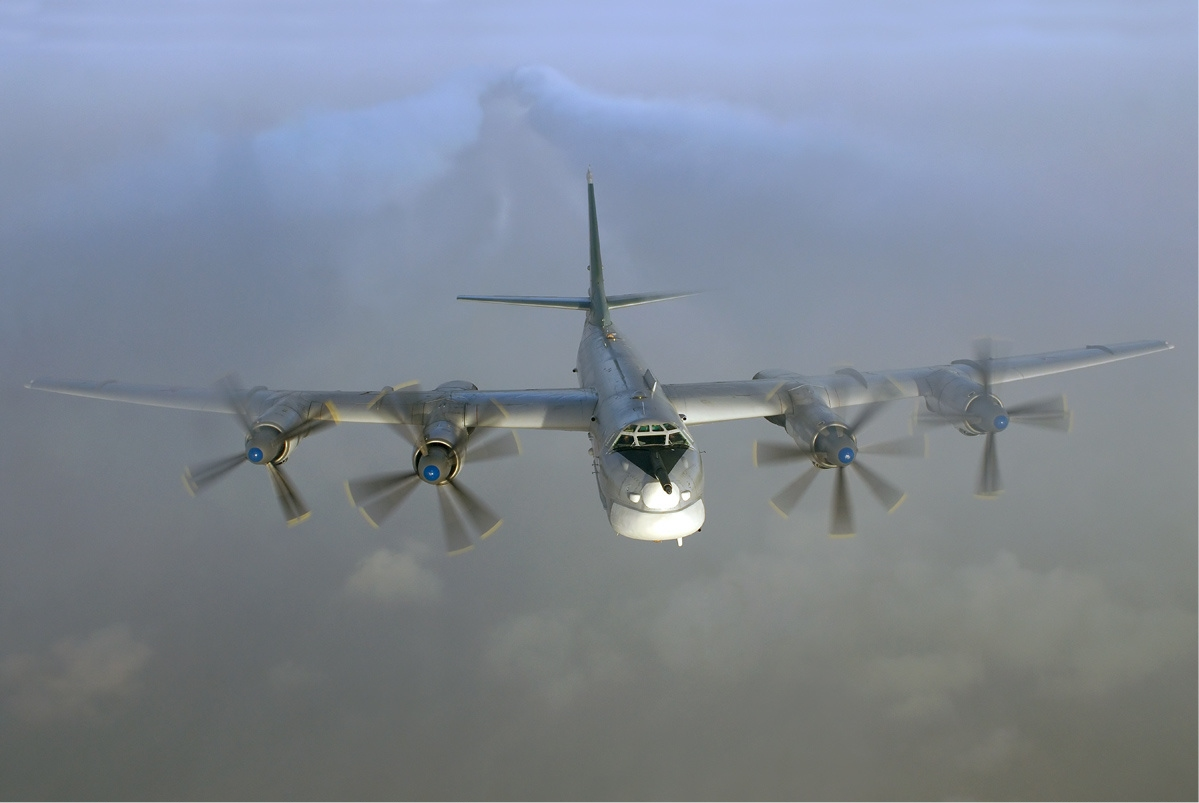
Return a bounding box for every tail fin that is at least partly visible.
[457,171,695,315]
[586,169,611,327]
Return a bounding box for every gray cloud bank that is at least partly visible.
[0,2,1194,799]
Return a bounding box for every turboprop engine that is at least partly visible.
[183,378,338,525]
[753,383,925,537]
[917,340,1072,497]
[921,367,1011,437]
[345,381,521,553]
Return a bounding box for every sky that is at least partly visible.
[0,1,1195,799]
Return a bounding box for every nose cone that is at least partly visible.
[417,445,455,485]
[814,426,858,469]
[245,427,284,465]
[968,395,1009,434]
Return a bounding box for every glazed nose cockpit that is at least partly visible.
[602,422,705,540]
[613,423,693,503]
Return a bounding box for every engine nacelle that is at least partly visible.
[410,380,479,485]
[922,368,1009,435]
[779,400,858,469]
[244,399,310,465]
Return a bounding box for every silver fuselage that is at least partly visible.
[577,316,705,541]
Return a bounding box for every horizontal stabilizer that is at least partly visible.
[457,291,695,311]
[608,291,697,308]
[457,295,590,310]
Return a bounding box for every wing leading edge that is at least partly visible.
[25,378,598,431]
[664,340,1173,424]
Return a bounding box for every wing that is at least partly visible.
[665,340,1173,422]
[25,377,597,430]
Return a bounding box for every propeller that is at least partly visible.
[753,401,926,537]
[918,338,1072,498]
[182,375,337,526]
[346,396,520,554]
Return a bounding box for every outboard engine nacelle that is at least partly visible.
[245,400,309,464]
[922,367,1009,436]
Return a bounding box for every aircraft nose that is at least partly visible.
[638,479,680,511]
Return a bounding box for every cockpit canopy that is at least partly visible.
[613,422,690,449]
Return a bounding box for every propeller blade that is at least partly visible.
[851,461,906,512]
[466,429,521,463]
[266,463,311,525]
[445,480,503,541]
[183,452,246,494]
[847,400,887,434]
[373,384,422,445]
[217,373,254,433]
[976,431,1002,498]
[973,337,995,396]
[1009,395,1072,432]
[753,440,810,468]
[436,485,474,554]
[475,397,512,429]
[348,472,422,528]
[769,465,820,517]
[282,403,340,441]
[913,406,957,430]
[860,433,927,459]
[830,466,854,537]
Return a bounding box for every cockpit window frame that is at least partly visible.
[611,422,690,450]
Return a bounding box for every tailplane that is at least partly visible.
[458,171,694,316]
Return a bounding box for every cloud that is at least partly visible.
[859,651,985,721]
[488,548,1194,714]
[18,70,493,231]
[0,624,152,723]
[344,543,442,604]
[253,71,494,218]
[482,608,636,709]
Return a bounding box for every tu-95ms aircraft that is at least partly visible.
[27,172,1172,552]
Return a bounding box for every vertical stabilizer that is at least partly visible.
[586,170,611,327]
